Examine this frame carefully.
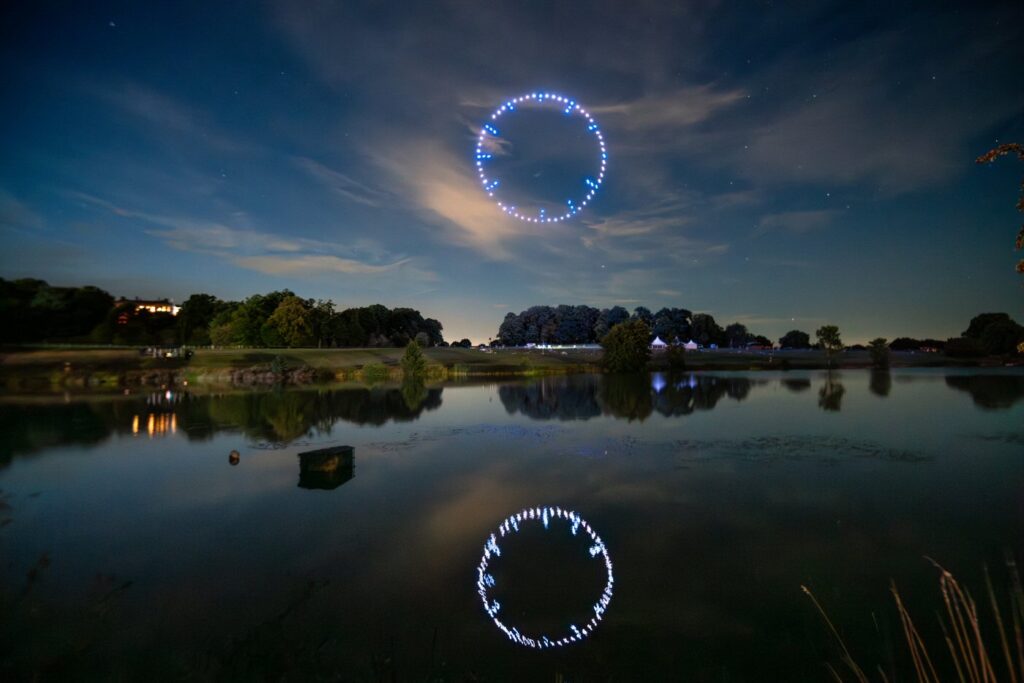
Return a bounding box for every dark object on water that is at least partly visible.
[297,445,354,491]
[228,450,240,466]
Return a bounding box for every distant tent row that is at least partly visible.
[651,336,698,350]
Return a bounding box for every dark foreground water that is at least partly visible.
[1,369,1022,681]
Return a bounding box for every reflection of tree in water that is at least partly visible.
[650,374,757,418]
[944,374,1024,410]
[499,373,760,422]
[600,374,654,421]
[869,369,892,397]
[400,379,428,412]
[0,401,128,465]
[781,378,812,392]
[498,376,602,421]
[818,373,845,412]
[0,386,443,463]
[192,388,444,441]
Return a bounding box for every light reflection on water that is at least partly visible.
[0,369,1021,680]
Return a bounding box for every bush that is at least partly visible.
[269,355,288,375]
[665,344,686,371]
[400,340,427,379]
[361,363,389,383]
[601,319,651,373]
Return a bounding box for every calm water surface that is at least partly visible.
[1,369,1022,681]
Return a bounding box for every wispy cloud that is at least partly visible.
[91,83,258,155]
[74,192,429,279]
[370,139,543,260]
[591,85,746,137]
[234,254,410,275]
[293,157,389,207]
[0,190,44,232]
[755,210,837,236]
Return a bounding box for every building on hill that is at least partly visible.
[116,298,181,316]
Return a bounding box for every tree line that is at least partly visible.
[496,305,773,348]
[0,278,445,348]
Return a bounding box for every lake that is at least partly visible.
[1,369,1022,681]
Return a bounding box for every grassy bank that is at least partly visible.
[0,345,1011,392]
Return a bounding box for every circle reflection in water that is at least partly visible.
[475,92,607,223]
[476,506,614,649]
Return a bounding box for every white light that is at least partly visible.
[476,506,614,649]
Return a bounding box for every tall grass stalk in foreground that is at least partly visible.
[803,557,1024,682]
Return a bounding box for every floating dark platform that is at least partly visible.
[297,445,354,491]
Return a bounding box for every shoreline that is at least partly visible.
[0,346,1017,393]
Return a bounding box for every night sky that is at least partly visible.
[2,1,1022,343]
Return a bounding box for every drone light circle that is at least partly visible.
[475,506,614,649]
[475,92,608,223]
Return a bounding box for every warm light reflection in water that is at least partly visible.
[131,412,176,437]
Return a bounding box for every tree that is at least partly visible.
[209,304,243,346]
[497,312,526,346]
[457,338,472,348]
[652,307,692,343]
[945,336,984,358]
[400,339,427,379]
[963,313,1013,339]
[264,296,314,347]
[593,306,630,340]
[309,299,335,348]
[975,143,1023,274]
[632,306,654,328]
[961,312,1024,355]
[779,330,811,349]
[979,318,1024,355]
[690,313,724,347]
[868,337,890,368]
[889,337,921,351]
[601,319,651,373]
[422,318,444,346]
[815,325,843,367]
[177,293,222,345]
[725,322,751,348]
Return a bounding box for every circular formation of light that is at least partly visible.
[475,506,614,649]
[475,92,607,223]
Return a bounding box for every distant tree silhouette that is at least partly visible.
[815,325,843,367]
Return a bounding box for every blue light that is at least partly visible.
[474,91,607,223]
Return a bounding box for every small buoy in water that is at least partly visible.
[229,450,240,466]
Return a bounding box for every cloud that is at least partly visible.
[91,83,258,155]
[74,192,428,280]
[755,210,837,236]
[293,157,389,207]
[591,85,746,135]
[370,139,542,260]
[0,190,43,232]
[234,254,410,275]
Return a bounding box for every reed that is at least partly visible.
[804,557,1024,682]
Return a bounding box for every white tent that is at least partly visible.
[650,336,668,349]
[683,340,698,350]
